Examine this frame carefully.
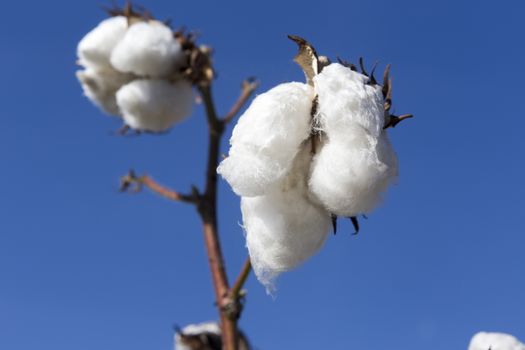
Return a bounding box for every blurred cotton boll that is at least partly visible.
[175,322,251,350]
[241,147,331,292]
[469,332,525,350]
[116,79,193,132]
[76,67,134,115]
[217,82,314,197]
[77,16,128,69]
[111,20,185,78]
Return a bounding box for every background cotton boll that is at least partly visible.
[468,332,525,350]
[308,129,398,217]
[218,82,314,197]
[76,67,134,115]
[116,79,193,132]
[110,20,185,78]
[241,146,331,292]
[314,63,385,138]
[77,16,128,69]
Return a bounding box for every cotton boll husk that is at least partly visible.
[174,322,251,350]
[116,79,193,132]
[76,67,134,115]
[313,63,385,138]
[242,146,331,292]
[308,127,398,217]
[217,82,314,197]
[111,20,185,78]
[77,16,128,69]
[469,332,525,350]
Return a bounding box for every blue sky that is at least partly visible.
[1,0,524,349]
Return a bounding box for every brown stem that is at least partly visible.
[198,83,239,350]
[223,79,259,124]
[122,80,254,350]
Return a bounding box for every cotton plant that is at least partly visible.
[218,35,412,291]
[76,4,214,133]
[78,4,413,347]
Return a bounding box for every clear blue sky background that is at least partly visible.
[1,0,524,349]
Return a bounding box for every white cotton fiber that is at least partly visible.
[217,82,314,197]
[313,63,385,138]
[469,332,525,350]
[116,79,193,132]
[242,147,331,292]
[308,130,398,216]
[76,67,134,115]
[77,16,128,69]
[308,62,397,217]
[111,20,185,78]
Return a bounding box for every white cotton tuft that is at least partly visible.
[217,82,314,197]
[77,16,128,69]
[76,67,134,115]
[309,130,398,217]
[469,332,525,350]
[116,79,193,132]
[308,62,397,217]
[241,147,331,292]
[313,63,385,138]
[174,322,251,350]
[111,20,185,78]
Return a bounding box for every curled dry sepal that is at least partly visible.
[75,3,214,133]
[174,322,251,350]
[217,35,412,293]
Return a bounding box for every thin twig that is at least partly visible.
[230,258,252,300]
[120,170,198,203]
[140,176,198,203]
[222,79,259,124]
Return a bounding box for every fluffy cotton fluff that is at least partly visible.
[111,20,185,78]
[76,67,134,115]
[469,332,525,350]
[242,147,331,292]
[313,63,385,137]
[217,82,314,197]
[309,129,398,216]
[174,322,250,350]
[308,63,397,216]
[77,16,128,69]
[116,79,193,132]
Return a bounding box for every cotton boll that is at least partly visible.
[309,128,398,217]
[217,82,314,197]
[111,20,185,78]
[242,146,331,292]
[77,16,128,69]
[116,79,193,132]
[174,322,251,350]
[76,67,134,115]
[314,63,385,138]
[469,332,525,350]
